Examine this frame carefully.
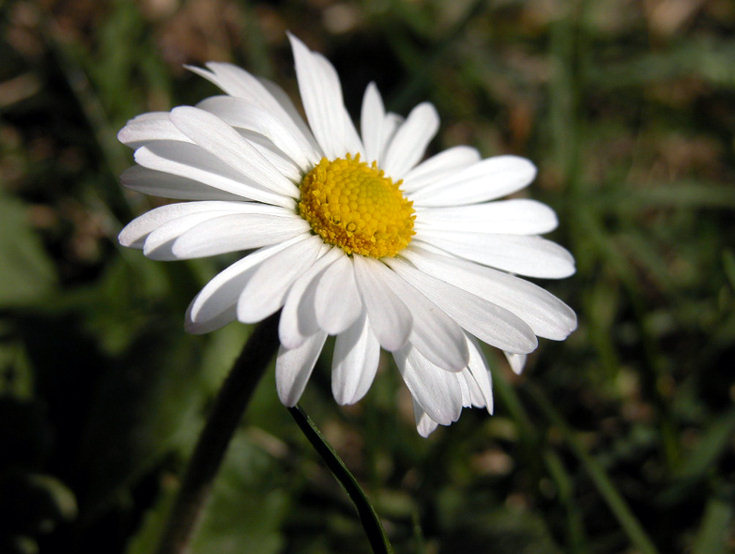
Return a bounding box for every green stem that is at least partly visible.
[156,314,281,554]
[288,405,394,554]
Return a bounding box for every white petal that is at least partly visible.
[412,399,440,437]
[288,33,364,160]
[362,259,469,371]
[197,95,318,171]
[387,258,538,354]
[118,112,189,147]
[120,166,244,201]
[130,203,295,260]
[395,347,462,425]
[188,62,270,103]
[415,199,558,235]
[134,141,293,208]
[234,129,302,183]
[409,155,537,207]
[276,331,328,406]
[187,307,236,335]
[505,351,527,375]
[170,106,299,198]
[403,245,577,340]
[402,146,481,193]
[457,371,474,408]
[170,212,308,259]
[188,62,319,154]
[279,247,343,349]
[360,82,385,164]
[314,255,363,335]
[466,336,494,413]
[313,53,366,158]
[416,231,576,279]
[331,313,380,405]
[185,239,299,334]
[257,76,323,155]
[144,211,244,260]
[379,113,403,164]
[119,201,224,249]
[119,201,278,248]
[382,102,439,179]
[352,256,412,352]
[237,236,323,323]
[458,368,486,409]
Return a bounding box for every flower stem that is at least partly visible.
[156,314,281,554]
[288,405,394,554]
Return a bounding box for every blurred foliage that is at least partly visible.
[1,0,734,552]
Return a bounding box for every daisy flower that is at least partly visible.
[117,34,576,436]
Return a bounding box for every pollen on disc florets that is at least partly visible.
[298,154,415,258]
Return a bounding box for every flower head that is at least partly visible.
[117,34,577,436]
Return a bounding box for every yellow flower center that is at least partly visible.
[298,154,415,258]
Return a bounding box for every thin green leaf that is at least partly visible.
[693,494,733,554]
[0,193,56,307]
[583,183,735,210]
[675,408,735,482]
[191,434,290,554]
[587,39,735,89]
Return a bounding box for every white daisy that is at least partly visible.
[117,34,577,436]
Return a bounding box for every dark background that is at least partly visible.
[1,0,734,552]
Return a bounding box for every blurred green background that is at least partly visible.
[1,0,734,552]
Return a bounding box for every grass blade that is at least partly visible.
[527,383,659,554]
